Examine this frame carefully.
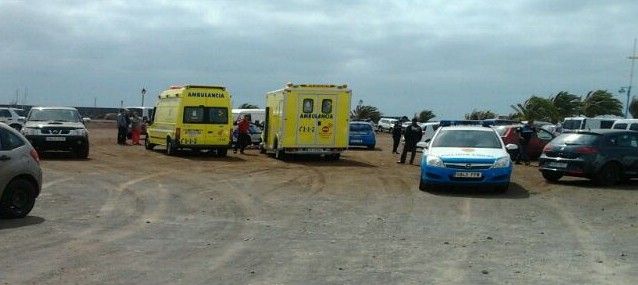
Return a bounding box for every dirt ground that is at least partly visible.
[1,121,637,284]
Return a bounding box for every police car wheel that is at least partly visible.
[217,148,228,157]
[419,180,428,191]
[494,184,509,193]
[76,144,89,159]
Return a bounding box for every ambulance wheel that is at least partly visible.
[145,138,155,150]
[259,144,267,154]
[327,153,340,160]
[166,139,176,156]
[275,148,285,160]
[217,148,228,157]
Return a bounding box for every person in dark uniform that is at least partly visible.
[398,118,423,164]
[391,121,402,154]
[516,119,536,166]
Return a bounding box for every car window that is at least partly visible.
[350,124,372,132]
[630,124,638,131]
[630,134,638,148]
[0,109,11,117]
[604,135,618,147]
[0,128,25,151]
[537,129,553,140]
[28,109,81,122]
[613,123,628,130]
[617,133,635,148]
[562,119,582,130]
[431,130,502,148]
[600,120,614,129]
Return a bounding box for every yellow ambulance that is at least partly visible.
[145,85,233,156]
[261,83,351,160]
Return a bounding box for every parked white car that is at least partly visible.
[0,107,27,131]
[377,118,398,132]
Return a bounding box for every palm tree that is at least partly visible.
[464,109,496,120]
[510,96,559,123]
[581,90,623,117]
[629,96,638,118]
[550,91,581,120]
[238,103,259,109]
[418,109,436,122]
[351,105,381,122]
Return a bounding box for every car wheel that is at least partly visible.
[166,138,176,156]
[0,179,37,219]
[419,180,428,191]
[145,138,155,150]
[76,143,89,159]
[217,148,228,157]
[541,171,563,182]
[367,145,375,150]
[595,163,621,186]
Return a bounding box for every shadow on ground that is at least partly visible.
[283,155,377,168]
[425,182,530,199]
[550,178,638,191]
[0,216,45,230]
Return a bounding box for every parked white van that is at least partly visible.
[377,118,398,132]
[562,116,620,131]
[611,119,638,131]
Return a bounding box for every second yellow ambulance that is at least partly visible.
[261,83,351,160]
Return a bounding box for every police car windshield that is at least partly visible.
[431,129,502,148]
[350,123,372,132]
[28,109,80,122]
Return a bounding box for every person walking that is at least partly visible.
[391,121,402,154]
[116,109,128,145]
[130,111,142,145]
[398,118,423,164]
[516,119,536,166]
[234,115,251,154]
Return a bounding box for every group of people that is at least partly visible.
[392,118,423,165]
[116,109,143,145]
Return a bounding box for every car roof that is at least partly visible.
[30,106,78,111]
[568,129,637,135]
[439,125,496,132]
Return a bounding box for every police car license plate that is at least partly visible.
[547,162,567,168]
[454,172,482,178]
[45,137,66,142]
[351,139,362,143]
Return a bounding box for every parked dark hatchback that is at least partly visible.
[538,130,638,185]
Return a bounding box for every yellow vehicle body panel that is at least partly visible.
[147,85,233,150]
[264,84,351,154]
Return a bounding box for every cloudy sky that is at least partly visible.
[1,0,637,119]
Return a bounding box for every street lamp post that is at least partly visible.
[621,39,637,118]
[141,88,147,107]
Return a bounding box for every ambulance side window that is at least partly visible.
[322,99,332,114]
[303,99,313,113]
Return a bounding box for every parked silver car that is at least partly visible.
[0,122,42,218]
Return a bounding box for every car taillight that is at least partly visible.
[576,146,598,155]
[30,148,40,164]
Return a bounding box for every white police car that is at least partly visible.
[419,125,518,192]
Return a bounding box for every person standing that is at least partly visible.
[116,109,128,145]
[516,119,536,166]
[130,111,142,145]
[391,121,402,154]
[234,115,251,154]
[398,118,423,164]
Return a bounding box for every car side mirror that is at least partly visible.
[505,144,518,151]
[82,117,91,123]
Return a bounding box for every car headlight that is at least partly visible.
[493,157,511,168]
[22,127,39,135]
[70,128,88,136]
[426,156,444,167]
